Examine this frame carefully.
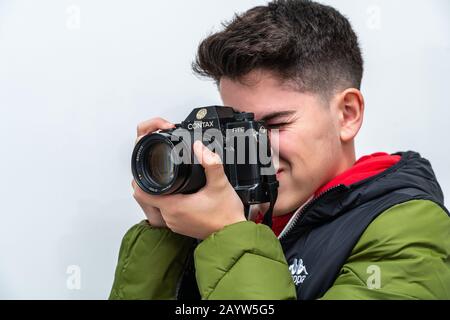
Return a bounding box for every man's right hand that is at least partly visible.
[132,117,175,228]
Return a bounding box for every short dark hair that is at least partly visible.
[192,0,363,96]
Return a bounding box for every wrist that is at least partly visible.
[217,213,247,233]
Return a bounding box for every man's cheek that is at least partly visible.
[276,134,295,160]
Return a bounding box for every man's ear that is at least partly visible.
[334,88,365,143]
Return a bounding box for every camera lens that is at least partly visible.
[131,132,206,195]
[146,142,174,186]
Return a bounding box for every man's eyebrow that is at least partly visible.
[259,110,296,122]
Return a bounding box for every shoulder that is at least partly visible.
[352,199,449,259]
[329,199,450,299]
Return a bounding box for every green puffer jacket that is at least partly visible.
[109,199,449,300]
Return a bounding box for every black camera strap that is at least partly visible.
[262,180,279,228]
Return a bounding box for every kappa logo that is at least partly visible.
[289,258,309,285]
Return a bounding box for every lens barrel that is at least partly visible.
[131,132,206,195]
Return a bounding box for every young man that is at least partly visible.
[110,0,450,300]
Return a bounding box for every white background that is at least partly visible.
[0,0,449,299]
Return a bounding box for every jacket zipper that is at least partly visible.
[278,184,347,242]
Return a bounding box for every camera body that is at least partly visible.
[132,106,278,207]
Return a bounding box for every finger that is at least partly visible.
[132,180,185,207]
[132,179,156,201]
[132,179,149,202]
[136,117,175,137]
[135,134,145,145]
[193,140,227,189]
[137,191,166,206]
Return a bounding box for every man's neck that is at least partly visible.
[336,143,357,177]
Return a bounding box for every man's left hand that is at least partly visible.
[144,140,246,240]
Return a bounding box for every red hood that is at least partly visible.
[255,152,402,236]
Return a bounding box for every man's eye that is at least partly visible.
[267,123,287,129]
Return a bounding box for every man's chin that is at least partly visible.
[270,197,295,216]
[272,192,314,217]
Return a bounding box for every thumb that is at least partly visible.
[193,140,227,188]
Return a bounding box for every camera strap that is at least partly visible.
[262,180,279,228]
